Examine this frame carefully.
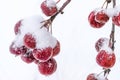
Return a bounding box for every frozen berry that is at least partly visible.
[52,40,60,57]
[88,11,105,28]
[21,51,35,63]
[24,33,36,49]
[95,37,111,52]
[38,58,57,76]
[87,73,97,80]
[9,42,27,56]
[33,47,53,62]
[41,0,58,16]
[95,10,109,23]
[14,20,22,35]
[96,49,116,69]
[112,12,120,26]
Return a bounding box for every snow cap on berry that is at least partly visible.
[94,8,113,17]
[104,8,114,17]
[100,37,110,47]
[20,15,45,34]
[100,45,113,54]
[13,15,57,50]
[112,5,120,16]
[96,37,113,53]
[94,8,104,14]
[46,0,57,7]
[13,34,24,47]
[34,27,57,49]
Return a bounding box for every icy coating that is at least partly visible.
[13,15,57,49]
[46,0,56,7]
[13,34,24,48]
[94,5,120,17]
[94,74,108,80]
[100,38,113,53]
[95,37,113,53]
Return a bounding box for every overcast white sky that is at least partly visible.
[1,0,120,80]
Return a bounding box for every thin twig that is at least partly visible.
[101,0,107,8]
[49,0,71,22]
[56,0,60,4]
[113,0,116,7]
[101,0,111,9]
[41,0,71,28]
[109,0,116,51]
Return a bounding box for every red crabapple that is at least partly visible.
[52,40,60,57]
[112,12,120,26]
[33,47,53,62]
[87,73,97,80]
[38,58,57,76]
[9,42,28,56]
[88,11,105,28]
[14,20,22,35]
[41,0,58,16]
[21,51,35,63]
[96,49,116,69]
[23,33,36,49]
[95,37,111,52]
[95,10,109,23]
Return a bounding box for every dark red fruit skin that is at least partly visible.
[88,11,105,28]
[95,38,111,52]
[41,1,58,16]
[34,59,40,64]
[24,33,36,49]
[38,58,57,76]
[96,50,116,69]
[112,13,120,26]
[21,51,35,63]
[95,38,104,52]
[87,73,97,80]
[95,11,109,23]
[14,20,22,35]
[9,42,27,56]
[33,47,53,62]
[52,41,60,57]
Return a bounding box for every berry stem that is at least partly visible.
[56,0,60,4]
[97,68,111,77]
[49,0,71,22]
[113,0,116,7]
[101,0,111,8]
[101,0,107,8]
[103,68,111,77]
[41,0,71,29]
[110,23,115,50]
[109,0,116,51]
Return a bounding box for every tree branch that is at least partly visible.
[41,0,71,28]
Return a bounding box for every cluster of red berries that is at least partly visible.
[95,37,116,69]
[88,6,120,28]
[86,37,116,80]
[9,0,60,76]
[87,2,118,80]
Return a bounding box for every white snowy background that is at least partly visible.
[1,0,120,80]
